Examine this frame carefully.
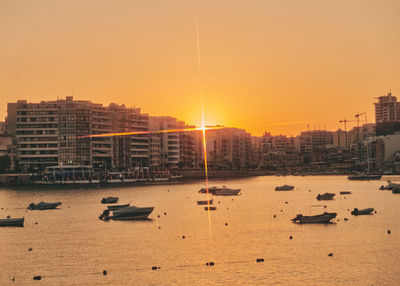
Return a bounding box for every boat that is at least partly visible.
[275,185,294,191]
[99,206,154,220]
[380,181,400,191]
[212,187,241,196]
[27,201,62,210]
[340,191,352,195]
[204,206,216,211]
[101,197,119,204]
[0,217,24,227]
[347,174,382,181]
[351,208,374,215]
[316,193,335,200]
[392,187,400,194]
[291,212,337,224]
[197,199,213,205]
[107,203,130,211]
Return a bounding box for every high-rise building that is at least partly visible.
[375,92,400,136]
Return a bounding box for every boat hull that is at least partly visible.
[28,202,61,210]
[292,212,337,224]
[0,217,24,227]
[101,197,119,204]
[351,208,374,215]
[317,193,335,200]
[275,185,294,191]
[197,199,213,205]
[348,175,382,180]
[212,189,241,196]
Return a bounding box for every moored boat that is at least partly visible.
[275,185,294,191]
[316,193,335,200]
[291,212,337,224]
[107,203,130,211]
[101,197,119,204]
[212,187,241,196]
[347,174,382,181]
[204,206,216,211]
[99,206,154,220]
[0,217,24,227]
[27,201,62,210]
[351,208,374,215]
[340,191,352,195]
[197,199,213,205]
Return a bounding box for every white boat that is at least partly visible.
[212,187,241,196]
[99,206,154,220]
[27,201,62,210]
[275,185,294,191]
[292,212,337,224]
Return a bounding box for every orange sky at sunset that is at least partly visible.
[1,0,399,136]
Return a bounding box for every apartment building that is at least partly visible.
[6,97,149,171]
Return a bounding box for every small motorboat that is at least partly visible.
[27,201,62,210]
[204,206,216,211]
[292,212,337,224]
[101,197,119,204]
[197,199,213,205]
[275,185,294,191]
[99,206,154,220]
[107,203,130,211]
[212,187,241,196]
[0,217,24,227]
[340,191,352,195]
[379,181,399,190]
[316,193,335,200]
[351,208,374,216]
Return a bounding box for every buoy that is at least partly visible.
[33,276,41,280]
[280,210,283,212]
[35,222,38,225]
[388,230,391,234]
[12,277,15,282]
[273,215,276,218]
[28,248,32,251]
[344,218,349,221]
[289,236,293,240]
[256,258,264,263]
[103,270,107,275]
[157,214,160,218]
[285,201,288,204]
[328,253,333,257]
[182,235,185,239]
[158,226,161,229]
[218,201,220,204]
[225,223,228,226]
[164,212,166,215]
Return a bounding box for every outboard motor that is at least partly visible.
[99,209,110,220]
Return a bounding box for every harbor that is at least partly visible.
[1,175,400,285]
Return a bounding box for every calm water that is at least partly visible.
[1,176,400,285]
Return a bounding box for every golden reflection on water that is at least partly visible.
[1,176,400,285]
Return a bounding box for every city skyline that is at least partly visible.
[1,1,399,136]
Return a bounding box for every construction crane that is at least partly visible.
[339,118,355,131]
[355,112,367,128]
[355,112,367,142]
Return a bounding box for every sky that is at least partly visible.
[1,0,399,136]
